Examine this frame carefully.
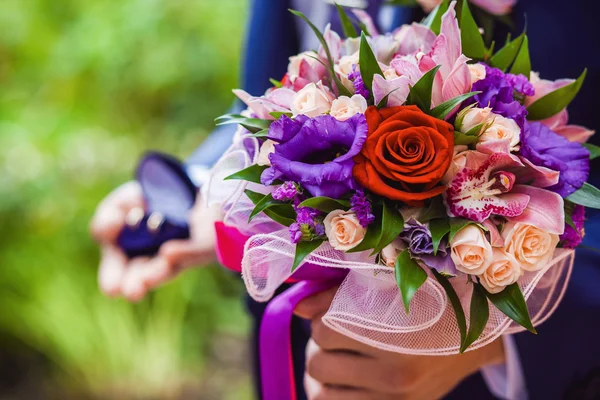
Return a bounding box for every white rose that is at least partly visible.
[479,114,521,150]
[336,51,360,78]
[480,248,522,294]
[291,82,334,118]
[503,222,560,272]
[458,107,493,133]
[450,225,493,276]
[324,210,366,251]
[381,238,407,268]
[257,140,276,166]
[468,64,487,86]
[330,95,368,121]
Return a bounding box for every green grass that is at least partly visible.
[0,0,251,397]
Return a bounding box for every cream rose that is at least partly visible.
[503,222,560,272]
[450,225,493,275]
[458,107,493,133]
[291,82,334,118]
[468,63,487,86]
[381,238,407,268]
[330,95,368,121]
[257,139,276,166]
[324,210,366,251]
[480,248,522,293]
[479,114,521,150]
[441,145,470,184]
[287,51,320,81]
[335,52,360,91]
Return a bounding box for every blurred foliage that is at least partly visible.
[0,0,252,398]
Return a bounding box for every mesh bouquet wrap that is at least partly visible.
[207,1,596,399]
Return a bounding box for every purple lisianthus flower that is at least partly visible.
[470,64,531,129]
[561,204,585,248]
[350,190,375,227]
[289,206,325,244]
[399,219,457,276]
[272,181,298,201]
[261,114,368,198]
[349,65,370,99]
[520,121,590,197]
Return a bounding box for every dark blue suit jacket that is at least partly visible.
[196,1,600,398]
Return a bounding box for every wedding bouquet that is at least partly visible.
[207,1,598,398]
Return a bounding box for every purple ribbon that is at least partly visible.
[259,266,347,400]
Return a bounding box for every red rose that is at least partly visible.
[353,105,454,205]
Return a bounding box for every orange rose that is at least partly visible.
[353,105,454,205]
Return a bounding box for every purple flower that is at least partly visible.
[399,219,457,275]
[520,121,590,197]
[261,114,368,198]
[348,65,370,99]
[289,206,325,244]
[350,191,375,227]
[471,64,531,129]
[561,205,585,248]
[272,181,298,201]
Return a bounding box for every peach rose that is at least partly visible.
[503,222,560,272]
[441,145,470,184]
[457,107,493,133]
[330,95,368,121]
[257,139,276,166]
[380,238,407,268]
[324,210,366,251]
[468,64,487,86]
[291,82,334,118]
[450,225,493,275]
[479,114,521,151]
[480,248,522,293]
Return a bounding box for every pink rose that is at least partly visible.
[324,210,366,251]
[480,248,521,294]
[503,222,560,272]
[450,225,493,275]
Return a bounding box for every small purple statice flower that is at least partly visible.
[272,181,298,201]
[348,64,370,99]
[561,204,585,249]
[288,206,325,244]
[350,190,375,227]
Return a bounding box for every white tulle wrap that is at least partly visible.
[207,130,575,355]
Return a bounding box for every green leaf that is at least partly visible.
[395,250,428,314]
[461,283,489,352]
[464,121,488,137]
[248,193,282,221]
[245,189,266,205]
[457,0,485,60]
[359,31,384,96]
[406,65,441,113]
[429,91,481,120]
[432,270,467,348]
[566,182,600,209]
[564,200,577,231]
[215,114,272,133]
[292,240,324,272]
[429,218,450,255]
[449,218,477,243]
[335,3,358,38]
[582,143,600,160]
[269,111,292,119]
[289,10,352,97]
[298,197,351,213]
[224,164,268,184]
[422,0,449,35]
[509,35,531,77]
[486,282,536,334]
[253,129,270,138]
[489,33,524,72]
[269,78,283,88]
[245,190,295,226]
[347,202,383,253]
[527,69,587,120]
[420,196,447,222]
[372,201,405,255]
[454,131,479,145]
[385,0,418,5]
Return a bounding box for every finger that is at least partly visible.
[159,239,214,270]
[98,245,128,297]
[90,182,143,243]
[139,256,173,289]
[294,286,339,320]
[305,340,416,394]
[310,317,374,355]
[121,257,152,302]
[308,384,389,400]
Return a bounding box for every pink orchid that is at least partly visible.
[526,73,595,143]
[393,23,437,56]
[233,88,295,120]
[318,24,342,65]
[445,152,565,235]
[416,0,516,16]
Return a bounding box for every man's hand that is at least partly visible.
[90,182,218,301]
[295,286,505,400]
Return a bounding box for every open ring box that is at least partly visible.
[117,152,198,258]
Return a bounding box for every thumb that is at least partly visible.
[294,286,339,320]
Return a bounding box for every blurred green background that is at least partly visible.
[0,0,252,398]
